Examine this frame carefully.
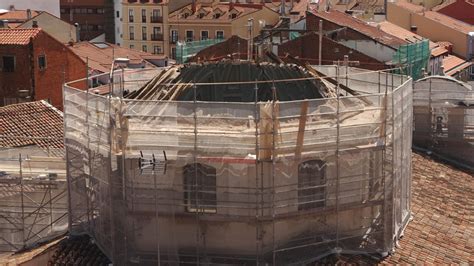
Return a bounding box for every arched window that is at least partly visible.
[184,163,217,213]
[298,160,326,210]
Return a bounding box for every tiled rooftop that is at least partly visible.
[0,10,39,22]
[392,1,474,34]
[68,41,161,73]
[169,3,268,22]
[0,101,64,154]
[309,10,406,48]
[0,28,41,45]
[382,152,473,264]
[443,54,472,75]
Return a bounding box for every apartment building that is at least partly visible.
[168,1,279,59]
[122,0,169,56]
[60,0,115,42]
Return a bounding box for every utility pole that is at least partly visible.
[319,20,323,65]
[248,18,254,61]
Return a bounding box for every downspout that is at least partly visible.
[29,37,35,101]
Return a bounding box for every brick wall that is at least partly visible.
[279,33,387,70]
[0,45,33,106]
[0,31,87,110]
[33,31,87,110]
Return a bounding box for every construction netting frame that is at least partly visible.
[413,76,474,169]
[176,38,225,64]
[392,39,430,80]
[64,66,413,264]
[0,148,68,252]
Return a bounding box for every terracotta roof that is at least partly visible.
[0,28,41,45]
[48,235,110,265]
[0,101,64,154]
[431,46,449,57]
[169,3,267,22]
[376,21,437,49]
[0,10,40,22]
[442,54,471,75]
[309,10,406,48]
[392,1,474,34]
[382,152,474,264]
[68,41,161,73]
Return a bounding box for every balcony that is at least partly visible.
[150,16,163,23]
[151,33,163,41]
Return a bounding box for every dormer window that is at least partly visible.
[230,13,237,19]
[213,13,221,19]
[198,12,205,19]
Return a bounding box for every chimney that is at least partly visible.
[27,9,32,19]
[9,5,14,11]
[410,25,417,33]
[32,21,38,28]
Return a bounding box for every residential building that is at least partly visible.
[168,1,279,59]
[306,10,406,65]
[0,0,60,17]
[279,32,388,70]
[0,28,87,109]
[60,0,115,42]
[433,0,474,25]
[387,1,474,60]
[0,9,78,43]
[122,0,169,57]
[114,0,124,45]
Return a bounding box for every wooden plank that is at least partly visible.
[295,100,309,160]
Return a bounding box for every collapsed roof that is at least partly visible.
[126,61,337,102]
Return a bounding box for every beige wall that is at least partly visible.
[232,6,280,38]
[20,12,78,43]
[169,22,232,42]
[122,3,169,56]
[409,0,443,9]
[387,3,471,59]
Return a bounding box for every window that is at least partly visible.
[171,47,176,59]
[171,30,178,43]
[116,11,120,18]
[60,8,66,14]
[201,30,209,41]
[87,8,94,14]
[129,26,134,40]
[142,26,147,40]
[97,8,105,14]
[141,9,146,23]
[152,9,161,17]
[130,44,134,49]
[38,55,46,70]
[216,30,224,39]
[142,45,147,52]
[230,13,237,19]
[128,9,134,22]
[153,45,162,54]
[186,30,193,42]
[298,160,326,210]
[1,56,15,72]
[184,163,217,213]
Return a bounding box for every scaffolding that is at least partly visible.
[413,76,474,169]
[0,148,68,253]
[64,65,413,264]
[176,38,225,64]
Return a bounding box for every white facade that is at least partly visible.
[0,0,60,17]
[114,0,123,45]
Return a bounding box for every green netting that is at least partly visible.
[392,39,430,80]
[290,31,300,40]
[176,38,224,63]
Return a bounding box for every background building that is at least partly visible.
[122,0,169,56]
[60,0,115,42]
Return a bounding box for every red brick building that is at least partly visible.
[0,28,87,109]
[278,33,388,70]
[60,0,115,42]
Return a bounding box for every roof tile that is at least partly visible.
[0,28,41,45]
